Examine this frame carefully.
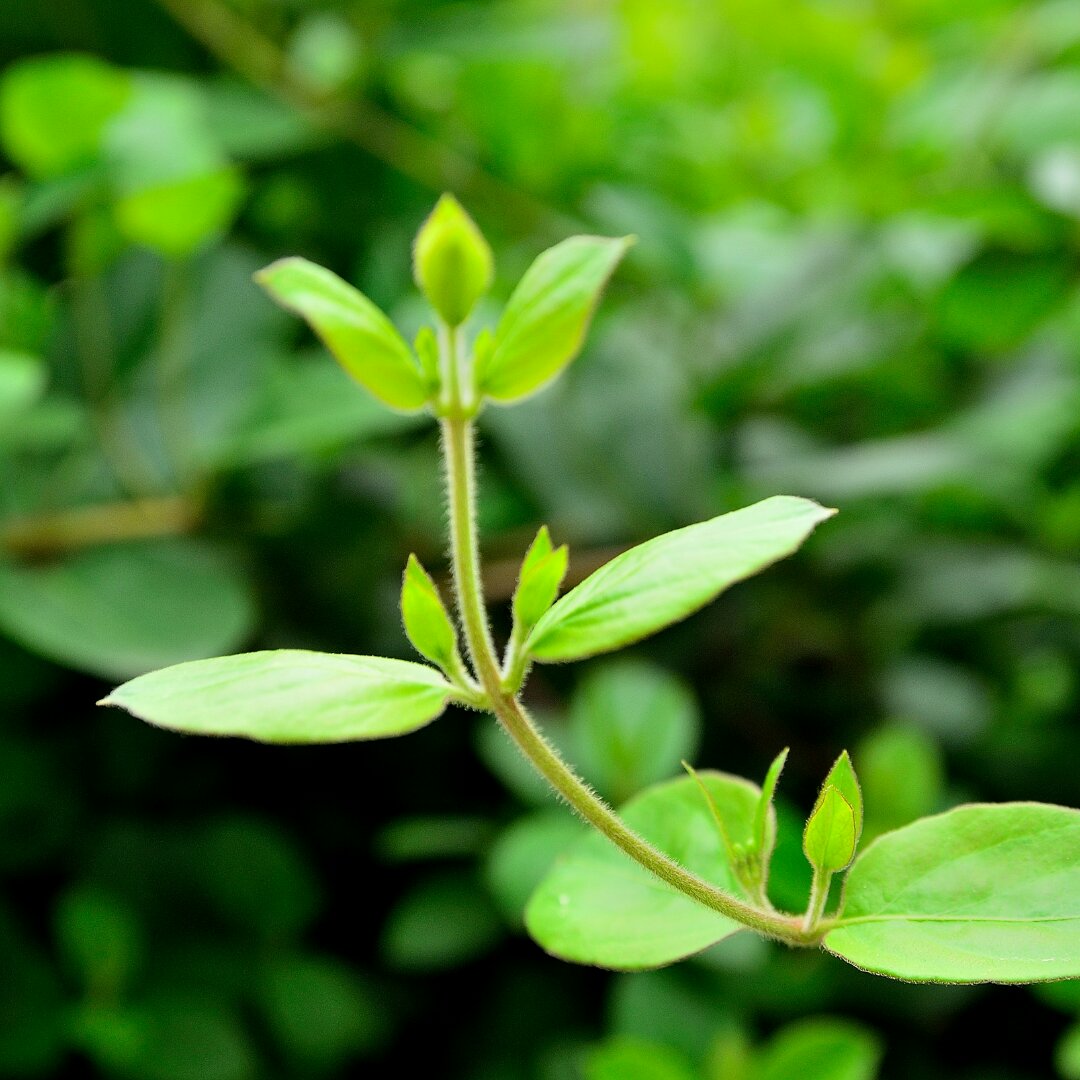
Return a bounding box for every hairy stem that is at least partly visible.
[803,868,833,934]
[440,412,821,947]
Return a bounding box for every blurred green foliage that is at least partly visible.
[1,0,1079,1075]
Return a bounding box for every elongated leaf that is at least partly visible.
[825,802,1080,983]
[255,257,427,411]
[400,554,458,669]
[513,526,569,632]
[101,650,453,743]
[480,235,631,402]
[754,748,789,867]
[525,772,761,970]
[0,540,254,680]
[527,496,835,663]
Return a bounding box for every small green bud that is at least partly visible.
[412,194,493,327]
[512,526,569,632]
[803,783,857,874]
[401,554,459,671]
[823,749,863,846]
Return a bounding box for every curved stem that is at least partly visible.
[440,413,821,947]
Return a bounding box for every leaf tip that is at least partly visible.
[252,256,293,286]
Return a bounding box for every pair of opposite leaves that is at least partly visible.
[253,229,632,411]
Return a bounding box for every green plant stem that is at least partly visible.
[803,868,832,934]
[440,412,821,947]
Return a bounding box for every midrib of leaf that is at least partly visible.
[833,914,1080,926]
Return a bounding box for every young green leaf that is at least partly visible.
[255,257,427,411]
[753,747,789,867]
[526,496,835,663]
[0,54,131,178]
[525,772,762,969]
[401,554,459,671]
[512,526,569,633]
[412,194,493,327]
[803,785,857,874]
[100,650,454,743]
[824,802,1080,983]
[822,751,863,846]
[480,235,632,403]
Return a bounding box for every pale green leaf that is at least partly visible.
[0,540,254,680]
[512,526,569,633]
[754,747,789,867]
[102,75,245,256]
[113,168,244,258]
[255,257,427,411]
[527,496,835,663]
[101,650,453,743]
[400,554,458,669]
[803,785,856,874]
[0,54,131,178]
[481,235,631,402]
[825,802,1080,983]
[755,1018,881,1080]
[524,772,760,970]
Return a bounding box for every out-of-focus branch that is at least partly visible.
[153,0,579,236]
[1,496,200,558]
